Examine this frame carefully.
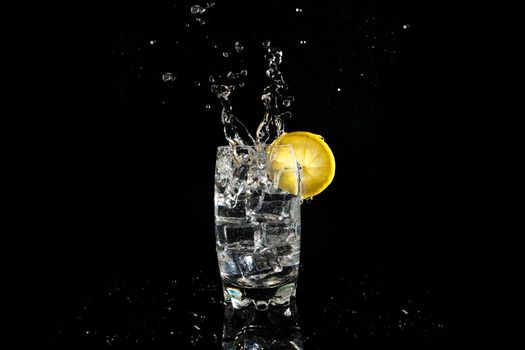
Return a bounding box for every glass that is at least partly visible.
[214,145,301,310]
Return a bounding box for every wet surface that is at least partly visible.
[51,265,444,348]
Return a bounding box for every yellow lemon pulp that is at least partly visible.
[269,131,336,199]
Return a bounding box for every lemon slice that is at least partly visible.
[269,131,336,199]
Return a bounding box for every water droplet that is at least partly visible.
[194,81,201,87]
[240,69,248,76]
[190,5,206,15]
[262,40,271,48]
[184,22,190,28]
[401,309,408,315]
[337,88,342,92]
[195,17,206,25]
[170,331,174,335]
[284,308,291,316]
[282,96,294,107]
[209,75,215,82]
[234,41,243,53]
[211,85,231,99]
[149,40,156,45]
[299,39,307,45]
[296,8,303,13]
[85,330,91,335]
[162,73,176,82]
[222,52,229,58]
[239,82,245,87]
[403,24,410,29]
[193,325,201,330]
[205,104,211,109]
[206,2,215,8]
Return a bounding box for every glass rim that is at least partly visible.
[216,144,293,150]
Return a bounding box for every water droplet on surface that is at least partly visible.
[161,73,176,82]
[262,40,271,48]
[234,41,243,53]
[190,5,206,15]
[222,52,229,58]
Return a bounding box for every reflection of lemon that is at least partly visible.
[270,131,336,199]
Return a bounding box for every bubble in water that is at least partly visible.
[262,40,272,48]
[162,73,177,82]
[209,75,215,82]
[190,5,206,15]
[222,52,229,58]
[234,41,244,53]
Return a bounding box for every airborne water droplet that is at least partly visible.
[222,52,229,58]
[205,104,211,109]
[190,5,206,15]
[209,75,215,82]
[162,73,176,82]
[240,69,248,76]
[239,82,245,87]
[262,40,271,48]
[234,41,243,53]
[194,81,201,87]
[296,8,303,13]
[195,17,206,25]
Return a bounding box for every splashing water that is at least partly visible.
[210,42,293,148]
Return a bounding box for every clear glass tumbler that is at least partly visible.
[214,145,301,309]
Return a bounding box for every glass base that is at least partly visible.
[222,279,297,310]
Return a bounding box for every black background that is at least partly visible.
[41,0,450,346]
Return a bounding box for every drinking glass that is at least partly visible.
[214,145,301,309]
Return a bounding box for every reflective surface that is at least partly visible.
[52,265,444,348]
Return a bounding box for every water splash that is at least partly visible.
[211,85,256,148]
[211,42,294,148]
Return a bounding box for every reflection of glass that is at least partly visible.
[222,301,303,349]
[214,145,301,309]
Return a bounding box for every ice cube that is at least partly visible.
[215,223,256,248]
[249,193,297,220]
[235,248,282,279]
